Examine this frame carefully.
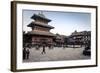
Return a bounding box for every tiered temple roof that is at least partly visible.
[31,13,51,22]
[27,12,55,37]
[28,30,55,37]
[28,21,54,29]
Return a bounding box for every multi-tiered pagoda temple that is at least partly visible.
[27,12,55,47]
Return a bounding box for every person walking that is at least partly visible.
[42,44,46,54]
[26,47,30,59]
[23,47,26,60]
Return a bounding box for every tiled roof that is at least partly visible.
[27,30,55,37]
[31,14,51,22]
[71,31,91,36]
[28,21,54,29]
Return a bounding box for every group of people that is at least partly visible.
[23,47,30,60]
[23,44,52,60]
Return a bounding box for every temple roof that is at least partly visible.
[28,22,54,29]
[27,31,55,37]
[31,13,51,22]
[38,12,46,18]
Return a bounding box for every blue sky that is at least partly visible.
[23,10,91,36]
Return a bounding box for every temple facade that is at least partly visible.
[67,30,91,47]
[27,12,55,47]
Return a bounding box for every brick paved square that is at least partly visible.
[23,47,90,62]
